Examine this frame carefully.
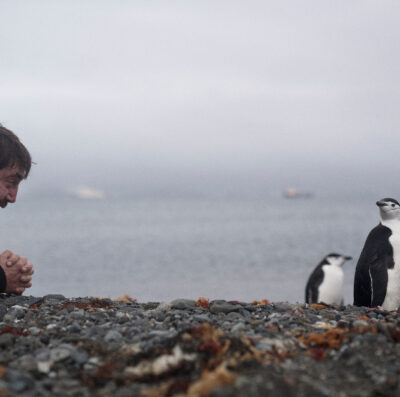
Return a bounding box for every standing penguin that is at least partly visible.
[354,198,400,310]
[305,253,352,305]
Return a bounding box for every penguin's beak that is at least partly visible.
[344,256,352,261]
[376,200,386,207]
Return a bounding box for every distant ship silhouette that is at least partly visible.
[71,186,105,199]
[283,188,313,199]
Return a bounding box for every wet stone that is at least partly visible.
[210,300,242,314]
[170,299,197,310]
[4,369,34,393]
[3,296,28,307]
[192,313,211,322]
[29,326,41,336]
[0,305,7,321]
[273,303,294,313]
[104,330,123,343]
[50,347,72,363]
[231,322,246,334]
[0,333,14,347]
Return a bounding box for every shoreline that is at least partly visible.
[0,294,399,396]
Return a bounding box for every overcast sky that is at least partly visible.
[1,1,400,198]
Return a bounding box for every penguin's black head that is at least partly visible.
[376,198,400,220]
[325,253,352,267]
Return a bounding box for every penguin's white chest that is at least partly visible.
[382,230,400,310]
[318,265,344,305]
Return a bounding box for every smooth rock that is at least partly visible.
[105,330,123,343]
[231,322,247,333]
[0,333,14,347]
[4,370,34,393]
[170,299,197,310]
[210,302,241,314]
[50,347,71,363]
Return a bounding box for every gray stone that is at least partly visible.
[85,325,105,337]
[50,347,71,362]
[4,370,34,393]
[105,330,123,342]
[149,330,173,337]
[3,296,27,307]
[43,294,66,301]
[69,309,85,320]
[0,333,14,347]
[0,305,7,321]
[70,349,89,365]
[8,305,26,320]
[231,322,247,333]
[84,356,100,371]
[18,354,38,372]
[36,348,51,361]
[170,299,197,310]
[29,326,41,336]
[67,322,82,333]
[273,303,294,312]
[192,314,211,322]
[21,296,43,307]
[210,300,241,314]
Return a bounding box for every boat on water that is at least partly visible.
[71,186,105,199]
[283,188,313,199]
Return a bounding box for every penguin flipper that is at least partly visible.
[354,226,392,307]
[354,252,391,306]
[305,265,324,304]
[369,254,390,306]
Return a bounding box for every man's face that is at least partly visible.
[0,165,24,208]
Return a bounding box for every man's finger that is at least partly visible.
[5,253,20,267]
[21,264,34,274]
[15,287,25,294]
[17,257,27,266]
[1,250,12,258]
[19,275,32,283]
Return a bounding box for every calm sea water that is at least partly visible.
[0,195,379,304]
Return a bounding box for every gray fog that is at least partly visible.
[1,1,400,199]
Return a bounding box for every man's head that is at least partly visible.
[0,125,32,208]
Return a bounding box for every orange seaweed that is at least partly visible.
[114,294,137,303]
[196,297,210,309]
[310,303,327,310]
[0,326,30,337]
[251,299,270,306]
[299,328,347,349]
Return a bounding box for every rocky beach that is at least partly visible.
[0,294,399,397]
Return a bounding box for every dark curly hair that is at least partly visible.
[0,124,32,178]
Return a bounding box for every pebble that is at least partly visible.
[231,322,246,333]
[50,347,71,363]
[210,300,241,314]
[104,330,123,343]
[0,333,14,347]
[170,299,197,310]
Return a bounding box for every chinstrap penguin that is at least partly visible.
[305,253,352,305]
[354,198,400,310]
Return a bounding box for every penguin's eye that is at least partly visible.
[392,204,395,207]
